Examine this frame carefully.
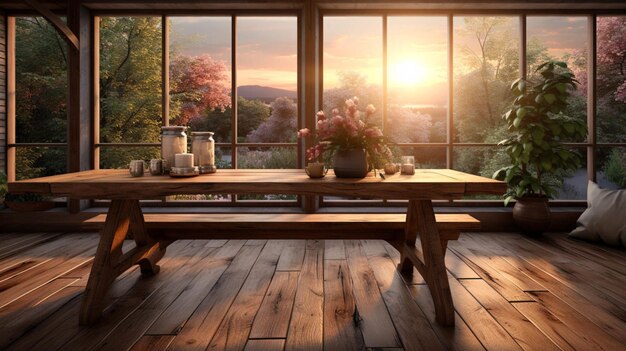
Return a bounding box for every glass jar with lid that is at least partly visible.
[161,126,187,172]
[191,131,216,174]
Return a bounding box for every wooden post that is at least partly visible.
[67,0,92,213]
[6,17,15,182]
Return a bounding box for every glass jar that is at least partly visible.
[161,126,187,172]
[191,131,216,174]
[401,155,415,175]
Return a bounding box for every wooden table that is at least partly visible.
[9,169,506,326]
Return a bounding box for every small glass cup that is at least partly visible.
[129,160,145,177]
[400,156,415,175]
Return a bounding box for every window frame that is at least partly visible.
[4,5,626,211]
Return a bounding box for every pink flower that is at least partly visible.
[316,110,326,121]
[297,128,310,138]
[364,127,383,138]
[332,108,340,116]
[345,99,355,110]
[366,104,376,115]
[331,115,344,127]
[352,96,359,105]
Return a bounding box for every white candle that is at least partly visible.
[401,163,415,175]
[175,153,194,168]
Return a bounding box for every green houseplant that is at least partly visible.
[494,61,587,233]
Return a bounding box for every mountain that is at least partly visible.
[237,85,297,101]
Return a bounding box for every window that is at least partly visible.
[527,16,588,199]
[94,15,299,204]
[596,16,626,190]
[6,7,625,210]
[98,16,162,169]
[13,17,67,180]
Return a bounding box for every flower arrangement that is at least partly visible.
[298,97,393,169]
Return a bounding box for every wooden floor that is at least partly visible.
[0,232,624,351]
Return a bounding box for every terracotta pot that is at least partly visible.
[512,196,550,234]
[333,148,369,178]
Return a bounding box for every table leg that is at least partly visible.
[79,199,169,325]
[397,199,455,326]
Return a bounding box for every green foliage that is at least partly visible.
[197,97,270,143]
[100,17,162,144]
[4,192,48,202]
[0,172,7,204]
[494,61,587,204]
[604,149,626,188]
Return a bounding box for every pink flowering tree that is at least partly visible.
[246,97,297,143]
[169,54,231,126]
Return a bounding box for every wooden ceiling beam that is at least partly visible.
[23,0,79,50]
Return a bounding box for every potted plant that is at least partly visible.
[494,61,587,234]
[298,97,392,178]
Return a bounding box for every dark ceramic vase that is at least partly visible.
[333,148,369,178]
[512,196,551,235]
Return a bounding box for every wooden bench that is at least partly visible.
[85,212,479,251]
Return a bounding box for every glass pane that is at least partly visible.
[15,17,67,143]
[237,17,298,143]
[597,147,626,190]
[556,148,587,200]
[215,146,233,169]
[453,16,520,143]
[99,146,160,169]
[169,17,232,143]
[16,146,67,180]
[387,16,448,143]
[100,17,162,143]
[237,147,296,169]
[323,17,383,128]
[237,147,296,201]
[527,16,588,142]
[596,17,626,143]
[167,146,232,201]
[454,146,508,200]
[394,147,447,169]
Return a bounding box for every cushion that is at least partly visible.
[569,181,626,247]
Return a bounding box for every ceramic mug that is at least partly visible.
[305,162,328,178]
[129,160,145,177]
[149,159,164,175]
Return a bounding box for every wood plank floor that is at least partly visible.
[0,232,624,351]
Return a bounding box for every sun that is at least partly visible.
[390,59,428,86]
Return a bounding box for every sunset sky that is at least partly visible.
[170,16,588,97]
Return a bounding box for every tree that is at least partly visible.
[191,97,270,143]
[386,105,432,144]
[323,72,383,127]
[454,17,521,142]
[596,17,626,145]
[246,97,297,143]
[15,17,68,179]
[99,17,162,149]
[169,54,231,126]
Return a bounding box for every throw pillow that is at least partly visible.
[569,181,626,247]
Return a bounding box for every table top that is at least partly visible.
[8,169,507,200]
